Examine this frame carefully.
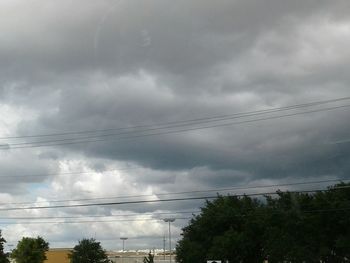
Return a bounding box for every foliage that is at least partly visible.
[0,231,9,263]
[176,182,350,263]
[69,238,110,263]
[11,236,49,263]
[143,251,154,263]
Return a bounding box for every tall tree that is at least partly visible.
[177,195,265,262]
[11,236,49,263]
[0,231,9,263]
[176,183,350,263]
[69,238,110,263]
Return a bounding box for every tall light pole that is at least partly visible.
[120,237,128,252]
[163,235,166,260]
[163,218,175,263]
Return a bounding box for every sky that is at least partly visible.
[0,0,350,251]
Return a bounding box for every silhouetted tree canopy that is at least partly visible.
[11,236,49,263]
[176,183,350,263]
[0,231,9,263]
[70,238,110,263]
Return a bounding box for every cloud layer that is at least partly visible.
[0,0,350,250]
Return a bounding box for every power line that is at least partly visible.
[1,206,350,225]
[1,102,350,150]
[0,211,200,220]
[0,217,192,225]
[1,96,349,141]
[0,195,214,211]
[1,177,347,206]
[3,103,350,147]
[1,187,349,212]
[193,206,350,219]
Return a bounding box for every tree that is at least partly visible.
[0,231,9,263]
[176,183,350,263]
[69,238,110,263]
[11,236,49,263]
[143,251,154,263]
[176,195,265,262]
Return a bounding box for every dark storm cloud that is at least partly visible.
[1,0,350,238]
[1,0,348,251]
[0,0,348,81]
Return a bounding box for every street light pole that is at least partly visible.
[163,218,175,263]
[120,237,128,252]
[163,235,166,260]
[120,237,128,263]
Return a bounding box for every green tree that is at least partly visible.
[143,251,154,263]
[0,231,9,263]
[176,183,350,263]
[11,236,49,263]
[176,195,265,262]
[69,238,110,263]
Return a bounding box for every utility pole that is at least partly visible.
[163,218,175,263]
[120,237,128,263]
[163,235,166,260]
[120,237,128,252]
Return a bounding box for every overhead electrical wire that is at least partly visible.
[0,186,349,212]
[3,104,350,148]
[1,104,349,149]
[0,186,348,224]
[1,206,350,225]
[1,98,350,149]
[0,217,192,225]
[3,200,348,222]
[1,96,349,141]
[0,177,347,206]
[0,210,200,220]
[0,98,348,225]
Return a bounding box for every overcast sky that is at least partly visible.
[0,0,350,251]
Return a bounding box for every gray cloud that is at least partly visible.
[0,0,350,250]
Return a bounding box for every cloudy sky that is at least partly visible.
[0,0,350,251]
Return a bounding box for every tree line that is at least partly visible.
[1,182,349,263]
[0,233,155,263]
[176,182,350,262]
[0,234,110,263]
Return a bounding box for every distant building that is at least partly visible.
[44,248,72,263]
[42,248,174,263]
[107,251,175,263]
